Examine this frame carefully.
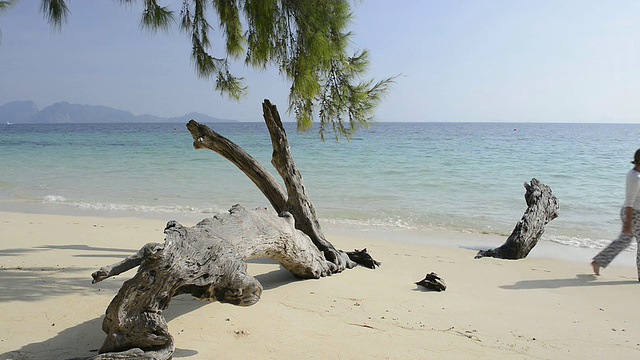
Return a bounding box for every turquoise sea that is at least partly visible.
[1,121,639,258]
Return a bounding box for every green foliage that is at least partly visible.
[140,0,173,32]
[0,0,16,40]
[35,0,393,139]
[0,0,15,12]
[40,0,68,31]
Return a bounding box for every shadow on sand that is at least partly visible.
[0,312,200,360]
[254,267,301,290]
[500,274,639,290]
[0,245,302,359]
[0,243,137,303]
[0,244,135,258]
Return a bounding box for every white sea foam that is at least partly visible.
[548,235,637,252]
[40,195,225,216]
[43,195,67,203]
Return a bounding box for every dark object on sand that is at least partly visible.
[475,178,559,260]
[416,272,446,292]
[347,248,381,269]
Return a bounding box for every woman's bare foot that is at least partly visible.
[591,261,600,276]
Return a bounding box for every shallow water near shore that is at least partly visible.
[1,121,640,260]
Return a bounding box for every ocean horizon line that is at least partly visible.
[4,119,640,125]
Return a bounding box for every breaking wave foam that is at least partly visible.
[41,195,223,215]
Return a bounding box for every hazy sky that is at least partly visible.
[1,1,639,122]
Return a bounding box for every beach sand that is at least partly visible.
[0,211,639,360]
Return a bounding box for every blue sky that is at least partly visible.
[1,1,639,122]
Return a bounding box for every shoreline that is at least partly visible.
[0,200,636,269]
[1,211,639,359]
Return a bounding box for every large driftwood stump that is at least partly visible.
[89,205,345,359]
[88,100,377,359]
[475,178,559,260]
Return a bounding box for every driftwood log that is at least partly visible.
[89,205,343,359]
[475,178,559,260]
[87,100,377,359]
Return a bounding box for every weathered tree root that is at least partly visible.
[475,178,559,260]
[89,205,361,359]
[86,100,381,359]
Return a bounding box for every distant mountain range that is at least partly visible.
[0,101,234,124]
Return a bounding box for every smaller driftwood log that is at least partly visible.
[475,178,559,260]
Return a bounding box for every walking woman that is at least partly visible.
[592,149,640,281]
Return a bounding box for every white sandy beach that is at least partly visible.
[0,210,639,360]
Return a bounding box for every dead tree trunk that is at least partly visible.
[475,178,559,260]
[87,100,376,359]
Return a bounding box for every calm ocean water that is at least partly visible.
[1,121,639,255]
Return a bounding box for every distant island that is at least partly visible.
[0,100,234,124]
